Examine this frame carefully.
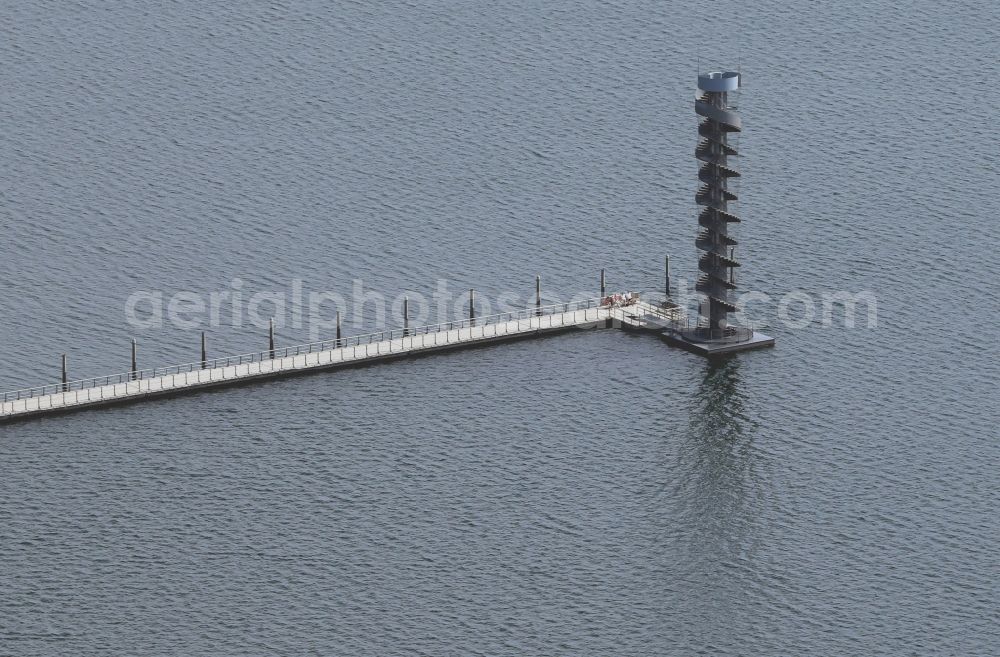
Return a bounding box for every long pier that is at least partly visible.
[1,296,678,423]
[2,71,780,425]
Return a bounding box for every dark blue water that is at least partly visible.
[2,1,998,655]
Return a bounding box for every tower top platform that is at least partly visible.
[697,71,740,92]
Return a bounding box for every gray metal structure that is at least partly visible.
[664,70,774,355]
[691,71,744,339]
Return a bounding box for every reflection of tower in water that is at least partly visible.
[672,358,763,559]
[657,358,767,645]
[690,357,753,442]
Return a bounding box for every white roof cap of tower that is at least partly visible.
[697,71,740,92]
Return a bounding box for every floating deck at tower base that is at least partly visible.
[660,329,775,356]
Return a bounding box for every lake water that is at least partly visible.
[1,1,998,655]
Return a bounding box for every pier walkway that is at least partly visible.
[1,296,677,423]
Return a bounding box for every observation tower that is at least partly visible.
[666,70,775,355]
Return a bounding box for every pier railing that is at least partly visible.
[637,293,766,341]
[1,297,611,406]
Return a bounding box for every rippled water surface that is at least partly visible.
[2,1,998,655]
